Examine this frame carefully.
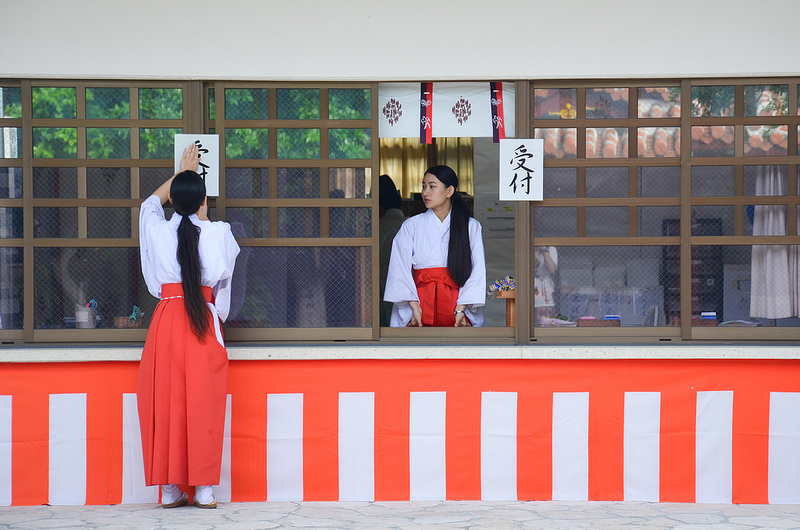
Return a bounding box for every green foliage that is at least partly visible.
[691,85,735,117]
[87,128,130,159]
[329,88,371,120]
[32,127,77,158]
[32,87,76,118]
[329,128,371,159]
[1,87,22,118]
[139,128,181,159]
[86,87,130,119]
[209,88,215,120]
[139,88,182,119]
[226,128,269,159]
[226,88,269,120]
[277,128,320,159]
[277,89,319,120]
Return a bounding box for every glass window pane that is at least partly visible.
[226,246,371,328]
[745,204,787,236]
[329,128,371,159]
[533,206,576,237]
[138,88,182,119]
[587,127,628,158]
[533,89,577,119]
[586,206,628,237]
[0,247,23,329]
[209,88,216,120]
[86,87,130,119]
[278,167,320,198]
[329,207,371,237]
[744,165,788,196]
[33,127,77,158]
[87,167,131,199]
[87,208,131,238]
[745,125,788,156]
[0,168,23,198]
[1,87,22,118]
[638,127,680,158]
[329,167,371,199]
[329,88,371,120]
[34,247,153,329]
[226,167,269,199]
[0,207,23,238]
[225,88,269,120]
[534,128,577,159]
[638,206,680,237]
[586,167,628,198]
[34,167,78,198]
[691,85,735,117]
[638,166,680,197]
[638,87,680,118]
[692,208,732,236]
[586,88,629,119]
[543,167,577,198]
[276,89,319,120]
[744,85,788,116]
[227,207,268,238]
[139,128,181,159]
[535,245,678,327]
[87,127,131,159]
[0,127,22,158]
[277,207,320,237]
[139,167,174,198]
[32,87,76,119]
[691,126,734,157]
[277,128,319,159]
[225,128,268,159]
[33,207,78,238]
[692,165,734,197]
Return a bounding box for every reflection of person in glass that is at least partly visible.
[137,144,240,509]
[534,246,558,322]
[384,165,485,327]
[378,175,405,327]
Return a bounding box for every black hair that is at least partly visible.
[170,170,210,340]
[425,165,472,286]
[379,174,402,211]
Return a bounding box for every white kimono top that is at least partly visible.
[384,208,486,327]
[139,195,240,342]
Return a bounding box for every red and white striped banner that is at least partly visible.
[2,359,800,505]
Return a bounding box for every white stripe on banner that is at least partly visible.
[338,392,375,501]
[49,393,87,505]
[769,392,800,504]
[695,390,733,503]
[552,392,589,501]
[267,393,304,501]
[481,391,517,500]
[121,394,158,504]
[624,392,661,502]
[0,395,11,506]
[409,391,446,500]
[217,394,233,503]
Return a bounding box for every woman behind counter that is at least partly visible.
[137,144,240,509]
[384,165,486,327]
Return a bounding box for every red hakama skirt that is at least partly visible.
[136,283,228,486]
[413,267,460,326]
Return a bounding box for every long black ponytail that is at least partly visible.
[170,170,210,340]
[425,165,472,287]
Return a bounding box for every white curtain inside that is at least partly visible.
[749,165,799,318]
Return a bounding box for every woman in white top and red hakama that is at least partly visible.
[137,144,240,508]
[384,165,486,327]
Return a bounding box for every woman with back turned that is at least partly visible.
[137,144,239,509]
[384,165,486,327]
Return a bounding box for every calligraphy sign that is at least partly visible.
[498,139,544,201]
[174,134,220,196]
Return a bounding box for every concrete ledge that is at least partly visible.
[0,343,798,362]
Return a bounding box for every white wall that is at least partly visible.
[2,0,797,81]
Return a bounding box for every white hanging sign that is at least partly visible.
[498,139,544,201]
[174,134,220,196]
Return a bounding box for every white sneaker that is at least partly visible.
[194,485,217,508]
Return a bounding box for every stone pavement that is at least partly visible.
[3,500,800,529]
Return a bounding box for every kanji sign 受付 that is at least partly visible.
[499,139,543,201]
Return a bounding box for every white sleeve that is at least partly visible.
[457,219,487,307]
[211,224,241,322]
[138,195,166,299]
[383,219,419,305]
